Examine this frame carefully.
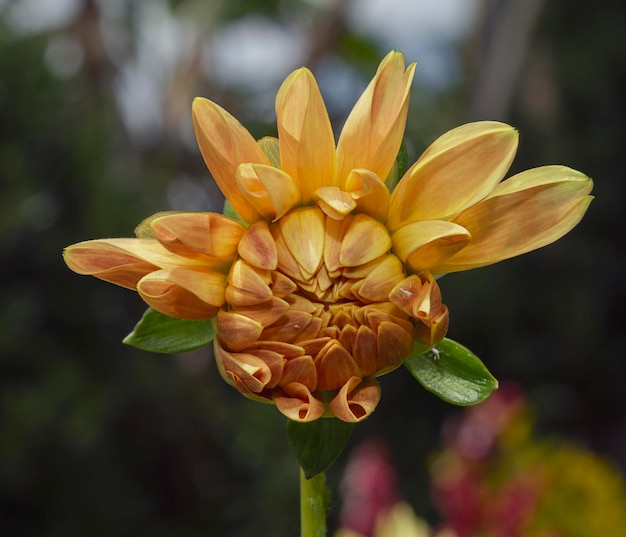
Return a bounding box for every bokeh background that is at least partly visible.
[1,0,625,535]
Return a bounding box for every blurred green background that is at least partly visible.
[1,0,625,535]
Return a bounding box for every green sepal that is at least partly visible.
[404,337,498,406]
[287,418,354,478]
[258,136,281,168]
[123,307,216,354]
[384,141,407,193]
[223,199,248,227]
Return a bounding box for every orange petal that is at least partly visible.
[391,220,471,273]
[270,271,297,297]
[273,382,325,422]
[276,207,325,278]
[276,68,336,201]
[233,297,290,327]
[279,355,318,391]
[225,259,272,306]
[237,220,278,271]
[192,97,269,223]
[236,163,301,221]
[312,186,357,220]
[344,169,390,221]
[329,376,381,423]
[150,212,244,260]
[351,254,405,303]
[340,214,392,267]
[214,340,275,397]
[437,166,594,272]
[315,340,361,391]
[388,122,519,230]
[413,305,449,348]
[376,320,414,373]
[217,310,264,351]
[260,310,314,343]
[352,325,378,376]
[137,268,226,319]
[64,240,160,289]
[336,51,415,186]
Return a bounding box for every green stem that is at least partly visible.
[300,468,329,537]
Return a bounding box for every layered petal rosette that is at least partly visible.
[64,51,593,423]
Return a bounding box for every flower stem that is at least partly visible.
[300,468,329,537]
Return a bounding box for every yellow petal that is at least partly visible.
[323,216,353,274]
[343,169,390,221]
[340,214,392,267]
[312,186,357,220]
[437,166,594,272]
[237,220,278,270]
[236,163,301,221]
[391,220,471,273]
[273,382,324,422]
[276,68,336,201]
[329,376,381,423]
[192,97,269,223]
[150,212,245,260]
[217,310,264,351]
[335,51,415,186]
[387,122,519,230]
[137,268,226,319]
[276,207,325,278]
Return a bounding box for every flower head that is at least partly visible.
[64,51,593,423]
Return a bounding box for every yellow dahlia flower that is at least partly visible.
[64,51,592,423]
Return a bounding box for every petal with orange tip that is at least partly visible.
[192,97,269,223]
[388,122,519,230]
[237,220,278,271]
[276,68,336,201]
[150,212,245,260]
[391,220,471,273]
[236,163,301,221]
[217,310,264,351]
[277,207,325,278]
[63,240,160,289]
[273,382,325,422]
[336,51,415,186]
[137,268,225,320]
[329,376,381,423]
[437,166,594,273]
[340,214,392,267]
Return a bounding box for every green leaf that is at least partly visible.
[287,418,354,478]
[384,141,407,193]
[123,308,216,354]
[404,338,498,406]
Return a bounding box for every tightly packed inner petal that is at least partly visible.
[215,207,448,422]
